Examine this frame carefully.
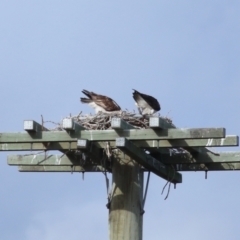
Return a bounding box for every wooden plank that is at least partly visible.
[1,135,238,151]
[147,117,234,171]
[115,137,182,183]
[111,117,136,130]
[149,117,175,129]
[0,142,77,151]
[7,146,102,166]
[18,165,105,172]
[135,135,239,149]
[0,128,226,143]
[23,120,70,155]
[10,151,240,166]
[12,147,238,166]
[15,158,240,172]
[62,118,85,132]
[20,161,239,173]
[24,120,48,132]
[8,154,80,166]
[176,163,240,171]
[113,118,182,183]
[154,151,240,164]
[61,119,102,165]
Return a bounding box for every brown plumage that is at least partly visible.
[80,89,121,113]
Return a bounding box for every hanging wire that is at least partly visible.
[141,171,151,215]
[161,165,176,200]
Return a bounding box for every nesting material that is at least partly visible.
[49,111,174,131]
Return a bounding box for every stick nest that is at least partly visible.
[48,111,175,131]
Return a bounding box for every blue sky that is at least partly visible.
[1,1,240,239]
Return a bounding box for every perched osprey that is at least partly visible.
[80,89,121,113]
[132,89,161,115]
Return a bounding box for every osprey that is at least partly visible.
[132,89,161,115]
[80,89,121,113]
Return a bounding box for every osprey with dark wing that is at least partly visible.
[132,89,161,115]
[80,89,121,113]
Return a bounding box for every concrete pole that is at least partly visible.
[109,153,143,240]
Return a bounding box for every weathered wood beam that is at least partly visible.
[62,119,103,165]
[147,117,236,171]
[7,140,102,167]
[0,128,226,143]
[135,135,239,149]
[12,118,103,167]
[77,139,89,149]
[23,120,69,154]
[111,117,136,130]
[24,120,48,132]
[62,118,84,132]
[113,118,182,184]
[115,137,182,183]
[1,135,238,151]
[176,163,240,171]
[154,151,240,164]
[149,117,175,129]
[19,160,239,172]
[8,154,80,166]
[0,142,77,151]
[18,165,105,172]
[10,151,240,166]
[62,118,102,163]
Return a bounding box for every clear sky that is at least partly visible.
[0,1,240,239]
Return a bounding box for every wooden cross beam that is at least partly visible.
[147,117,237,169]
[8,154,86,166]
[3,116,239,240]
[2,117,240,178]
[116,137,182,183]
[0,127,226,142]
[154,151,240,164]
[18,165,104,172]
[1,135,238,152]
[16,162,240,172]
[8,150,240,169]
[111,118,182,183]
[176,163,240,171]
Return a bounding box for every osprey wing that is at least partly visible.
[80,89,121,112]
[94,95,121,111]
[133,89,161,112]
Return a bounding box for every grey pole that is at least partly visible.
[109,154,143,240]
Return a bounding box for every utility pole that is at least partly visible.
[109,153,143,240]
[1,116,240,240]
